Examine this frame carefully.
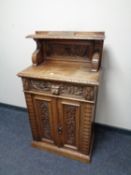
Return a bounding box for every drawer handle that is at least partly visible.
[51,85,60,95]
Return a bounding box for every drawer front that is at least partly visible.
[22,78,95,101]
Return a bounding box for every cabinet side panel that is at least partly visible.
[79,103,94,154]
[24,93,40,140]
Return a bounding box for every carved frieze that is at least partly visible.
[26,79,95,101]
[46,42,91,60]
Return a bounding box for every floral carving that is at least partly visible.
[37,100,51,139]
[46,43,89,59]
[29,79,94,101]
[64,105,77,145]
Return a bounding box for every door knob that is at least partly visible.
[57,127,63,134]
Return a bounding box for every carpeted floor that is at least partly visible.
[0,105,131,175]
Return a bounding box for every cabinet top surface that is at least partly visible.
[27,31,105,40]
[18,61,100,85]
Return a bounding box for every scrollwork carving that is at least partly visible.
[29,79,94,101]
[46,43,89,59]
[32,40,43,65]
[91,52,100,72]
[30,80,51,91]
[64,105,77,145]
[37,100,51,139]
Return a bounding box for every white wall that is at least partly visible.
[0,0,131,130]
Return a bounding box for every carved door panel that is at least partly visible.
[33,95,57,145]
[58,99,80,151]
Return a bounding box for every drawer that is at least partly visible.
[22,78,95,101]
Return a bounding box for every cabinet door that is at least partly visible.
[33,95,57,144]
[58,99,80,151]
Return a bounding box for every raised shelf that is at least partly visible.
[27,31,105,40]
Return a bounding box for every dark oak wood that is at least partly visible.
[18,31,105,163]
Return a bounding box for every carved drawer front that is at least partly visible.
[23,78,95,101]
[58,99,80,151]
[33,95,57,144]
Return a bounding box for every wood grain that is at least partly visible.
[18,61,100,85]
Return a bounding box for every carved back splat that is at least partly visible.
[27,31,104,71]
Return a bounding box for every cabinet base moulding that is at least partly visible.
[32,141,92,163]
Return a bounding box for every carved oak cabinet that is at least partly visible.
[18,31,105,163]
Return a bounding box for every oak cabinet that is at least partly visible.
[18,31,105,163]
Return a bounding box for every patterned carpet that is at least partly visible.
[0,105,131,175]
